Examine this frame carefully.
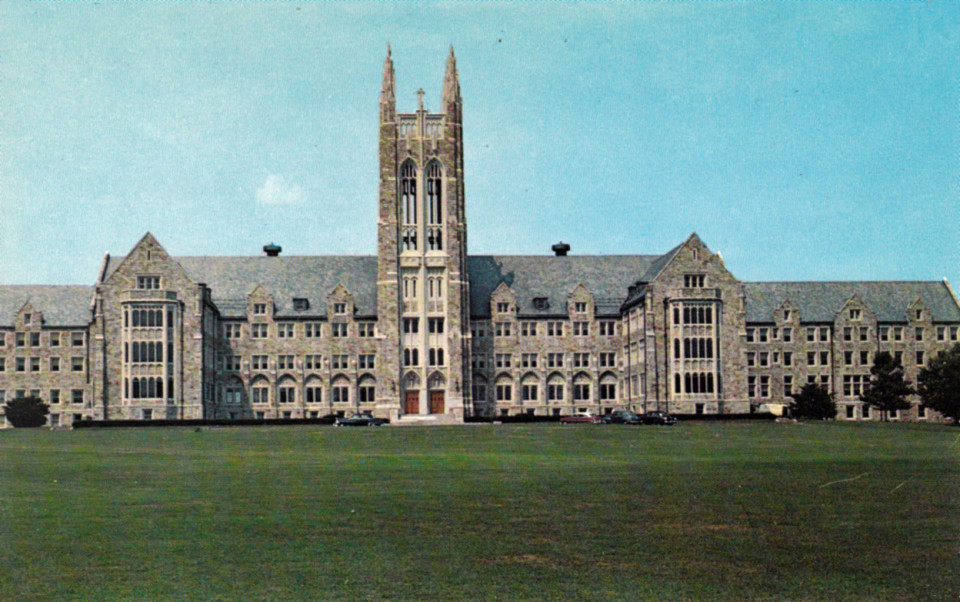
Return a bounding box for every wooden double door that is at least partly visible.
[429,390,445,415]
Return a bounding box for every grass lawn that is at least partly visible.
[1,422,957,601]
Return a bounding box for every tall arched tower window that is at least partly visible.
[400,161,418,251]
[426,161,443,250]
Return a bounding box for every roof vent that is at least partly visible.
[551,242,571,257]
[263,243,282,257]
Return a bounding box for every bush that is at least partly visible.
[789,384,837,420]
[4,396,50,428]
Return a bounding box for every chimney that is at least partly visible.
[551,242,571,257]
[263,243,282,257]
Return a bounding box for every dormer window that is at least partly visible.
[783,310,791,321]
[496,302,510,313]
[684,274,705,288]
[137,276,160,290]
[253,303,266,315]
[23,313,31,324]
[574,302,587,313]
[849,309,861,321]
[293,298,309,311]
[532,297,549,311]
[915,309,923,320]
[333,303,347,315]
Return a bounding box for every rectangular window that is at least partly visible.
[496,384,512,401]
[806,328,815,343]
[783,351,792,367]
[278,386,295,404]
[277,355,295,370]
[843,327,852,342]
[521,353,538,368]
[859,327,868,342]
[359,383,376,403]
[574,302,587,313]
[251,324,268,338]
[16,358,25,372]
[573,353,590,368]
[547,322,563,337]
[849,309,861,320]
[860,351,869,366]
[30,332,40,347]
[893,327,903,342]
[332,355,349,370]
[807,351,816,366]
[30,357,40,372]
[358,323,375,337]
[252,388,269,404]
[820,351,829,366]
[599,353,616,368]
[49,332,59,346]
[50,389,60,405]
[746,352,756,367]
[520,322,537,337]
[782,328,792,343]
[358,354,375,370]
[819,327,830,342]
[306,386,323,404]
[573,322,589,337]
[252,355,269,370]
[573,384,590,401]
[496,302,510,313]
[937,326,946,341]
[758,352,769,367]
[915,327,924,342]
[225,355,241,371]
[495,354,512,368]
[403,318,419,334]
[758,328,768,343]
[72,389,83,404]
[277,323,295,338]
[428,318,444,334]
[522,384,538,402]
[951,326,959,341]
[224,323,242,338]
[844,351,853,366]
[15,332,25,347]
[760,376,769,398]
[783,375,793,398]
[748,376,756,398]
[495,322,512,337]
[71,357,83,372]
[746,328,755,343]
[879,326,889,341]
[304,323,322,338]
[546,353,564,368]
[332,323,348,338]
[916,351,924,365]
[599,321,616,336]
[137,276,160,290]
[0,358,4,372]
[684,274,705,288]
[547,384,564,402]
[333,303,347,315]
[253,303,267,315]
[305,355,323,370]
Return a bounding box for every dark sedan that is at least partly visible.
[603,410,642,425]
[335,413,387,427]
[639,411,677,426]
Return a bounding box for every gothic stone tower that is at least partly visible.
[376,46,470,420]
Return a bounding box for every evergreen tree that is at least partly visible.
[4,396,49,428]
[918,343,960,424]
[860,352,914,422]
[789,383,837,420]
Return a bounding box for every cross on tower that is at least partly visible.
[416,88,425,111]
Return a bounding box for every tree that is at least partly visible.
[4,396,49,428]
[789,383,837,420]
[918,343,960,424]
[860,352,914,422]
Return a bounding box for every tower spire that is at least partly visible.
[442,45,460,106]
[380,43,396,122]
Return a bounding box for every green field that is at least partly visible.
[1,422,957,601]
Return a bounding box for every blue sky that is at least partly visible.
[1,2,958,287]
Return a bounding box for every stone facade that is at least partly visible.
[2,49,959,427]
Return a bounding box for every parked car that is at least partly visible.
[603,410,642,425]
[335,413,387,427]
[639,411,677,426]
[560,411,603,425]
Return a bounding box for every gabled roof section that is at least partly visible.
[639,235,692,282]
[0,286,94,327]
[744,281,960,323]
[468,255,659,317]
[104,255,380,318]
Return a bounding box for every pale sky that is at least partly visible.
[1,2,958,287]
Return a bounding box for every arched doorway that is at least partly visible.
[428,373,446,414]
[403,372,421,415]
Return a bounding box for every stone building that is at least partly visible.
[2,48,959,427]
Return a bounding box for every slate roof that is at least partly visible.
[744,281,960,323]
[104,255,379,318]
[0,286,93,327]
[466,255,659,317]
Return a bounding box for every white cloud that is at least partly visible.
[256,174,305,206]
